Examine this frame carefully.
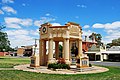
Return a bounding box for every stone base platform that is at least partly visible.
[14,64,109,74]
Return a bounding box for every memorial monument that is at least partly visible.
[30,22,89,68]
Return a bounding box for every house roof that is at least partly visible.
[101,51,120,54]
[82,41,97,43]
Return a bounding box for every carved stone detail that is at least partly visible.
[69,26,79,36]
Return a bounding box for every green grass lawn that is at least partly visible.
[0,56,30,68]
[0,56,120,80]
[0,66,120,80]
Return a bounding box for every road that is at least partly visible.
[90,61,120,67]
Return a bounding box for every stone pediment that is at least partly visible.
[69,25,80,36]
[66,22,82,36]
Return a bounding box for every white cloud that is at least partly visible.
[103,29,120,43]
[77,4,87,8]
[82,30,93,36]
[77,5,80,7]
[103,32,120,44]
[81,5,87,8]
[2,0,14,3]
[6,23,21,29]
[92,21,120,29]
[30,30,39,36]
[4,17,33,28]
[92,21,120,43]
[106,21,120,29]
[41,17,55,22]
[34,20,41,27]
[75,16,79,19]
[2,6,17,14]
[51,23,61,26]
[106,30,113,34]
[20,19,33,26]
[34,17,55,27]
[22,3,26,6]
[92,23,104,28]
[0,10,4,14]
[6,30,29,36]
[9,35,34,48]
[83,25,90,29]
[6,29,35,47]
[5,17,21,24]
[82,30,95,42]
[45,13,50,16]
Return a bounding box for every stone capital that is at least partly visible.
[48,38,53,41]
[79,39,82,41]
[64,38,69,40]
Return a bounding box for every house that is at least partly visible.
[102,46,120,62]
[17,48,25,56]
[82,36,97,52]
[86,45,120,62]
[85,44,106,61]
[107,46,120,51]
[17,45,35,57]
[17,39,40,57]
[0,52,6,56]
[82,41,97,52]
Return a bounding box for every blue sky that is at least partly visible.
[0,0,120,47]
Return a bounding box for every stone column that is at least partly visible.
[62,42,64,58]
[48,39,54,64]
[64,38,70,64]
[78,39,83,67]
[40,39,44,66]
[43,40,46,65]
[55,41,59,60]
[100,54,103,61]
[69,41,72,61]
[78,39,83,57]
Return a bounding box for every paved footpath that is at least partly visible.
[14,64,109,74]
[0,64,109,74]
[0,68,15,70]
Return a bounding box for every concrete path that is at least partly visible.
[14,64,109,74]
[0,68,15,70]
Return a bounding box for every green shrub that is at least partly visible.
[61,64,70,69]
[48,63,70,69]
[76,59,80,63]
[48,63,56,69]
[89,63,92,67]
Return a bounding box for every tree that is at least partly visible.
[0,25,12,52]
[89,33,96,41]
[107,38,120,48]
[89,33,103,47]
[0,24,5,31]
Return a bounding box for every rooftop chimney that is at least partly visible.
[85,36,87,42]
